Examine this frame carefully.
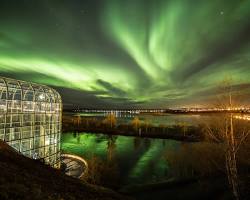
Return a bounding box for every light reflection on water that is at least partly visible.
[62,113,250,186]
[74,112,203,126]
[73,112,250,126]
[62,132,180,185]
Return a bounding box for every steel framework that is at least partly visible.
[0,76,62,167]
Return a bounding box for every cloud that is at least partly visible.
[0,0,250,108]
[96,79,127,97]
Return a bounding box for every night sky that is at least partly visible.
[0,0,250,108]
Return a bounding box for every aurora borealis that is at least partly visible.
[0,0,250,108]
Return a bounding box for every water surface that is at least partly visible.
[62,132,181,185]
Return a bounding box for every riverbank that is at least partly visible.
[63,126,201,141]
[0,141,132,200]
[63,115,203,142]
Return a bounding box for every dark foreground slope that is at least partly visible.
[0,141,131,200]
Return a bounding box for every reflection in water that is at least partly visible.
[62,133,179,185]
[128,140,165,181]
[62,131,249,198]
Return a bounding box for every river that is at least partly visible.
[61,112,250,199]
[62,132,189,185]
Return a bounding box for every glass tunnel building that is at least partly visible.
[0,76,62,168]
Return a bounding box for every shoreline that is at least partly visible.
[62,127,201,142]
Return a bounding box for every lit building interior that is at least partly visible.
[0,76,62,167]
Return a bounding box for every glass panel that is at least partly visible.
[21,139,32,152]
[5,128,14,141]
[38,147,44,158]
[0,99,7,112]
[0,77,62,167]
[11,140,20,151]
[0,129,5,140]
[23,101,34,112]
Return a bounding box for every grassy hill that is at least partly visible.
[0,141,132,200]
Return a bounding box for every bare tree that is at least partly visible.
[202,78,250,200]
[177,122,188,137]
[107,135,117,162]
[72,115,81,129]
[143,120,151,133]
[76,115,81,128]
[103,113,117,129]
[131,116,141,132]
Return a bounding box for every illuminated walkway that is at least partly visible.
[61,154,88,179]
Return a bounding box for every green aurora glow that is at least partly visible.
[0,0,250,108]
[61,133,178,183]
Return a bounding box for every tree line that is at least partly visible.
[62,114,201,141]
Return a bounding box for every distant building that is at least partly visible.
[0,76,62,168]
